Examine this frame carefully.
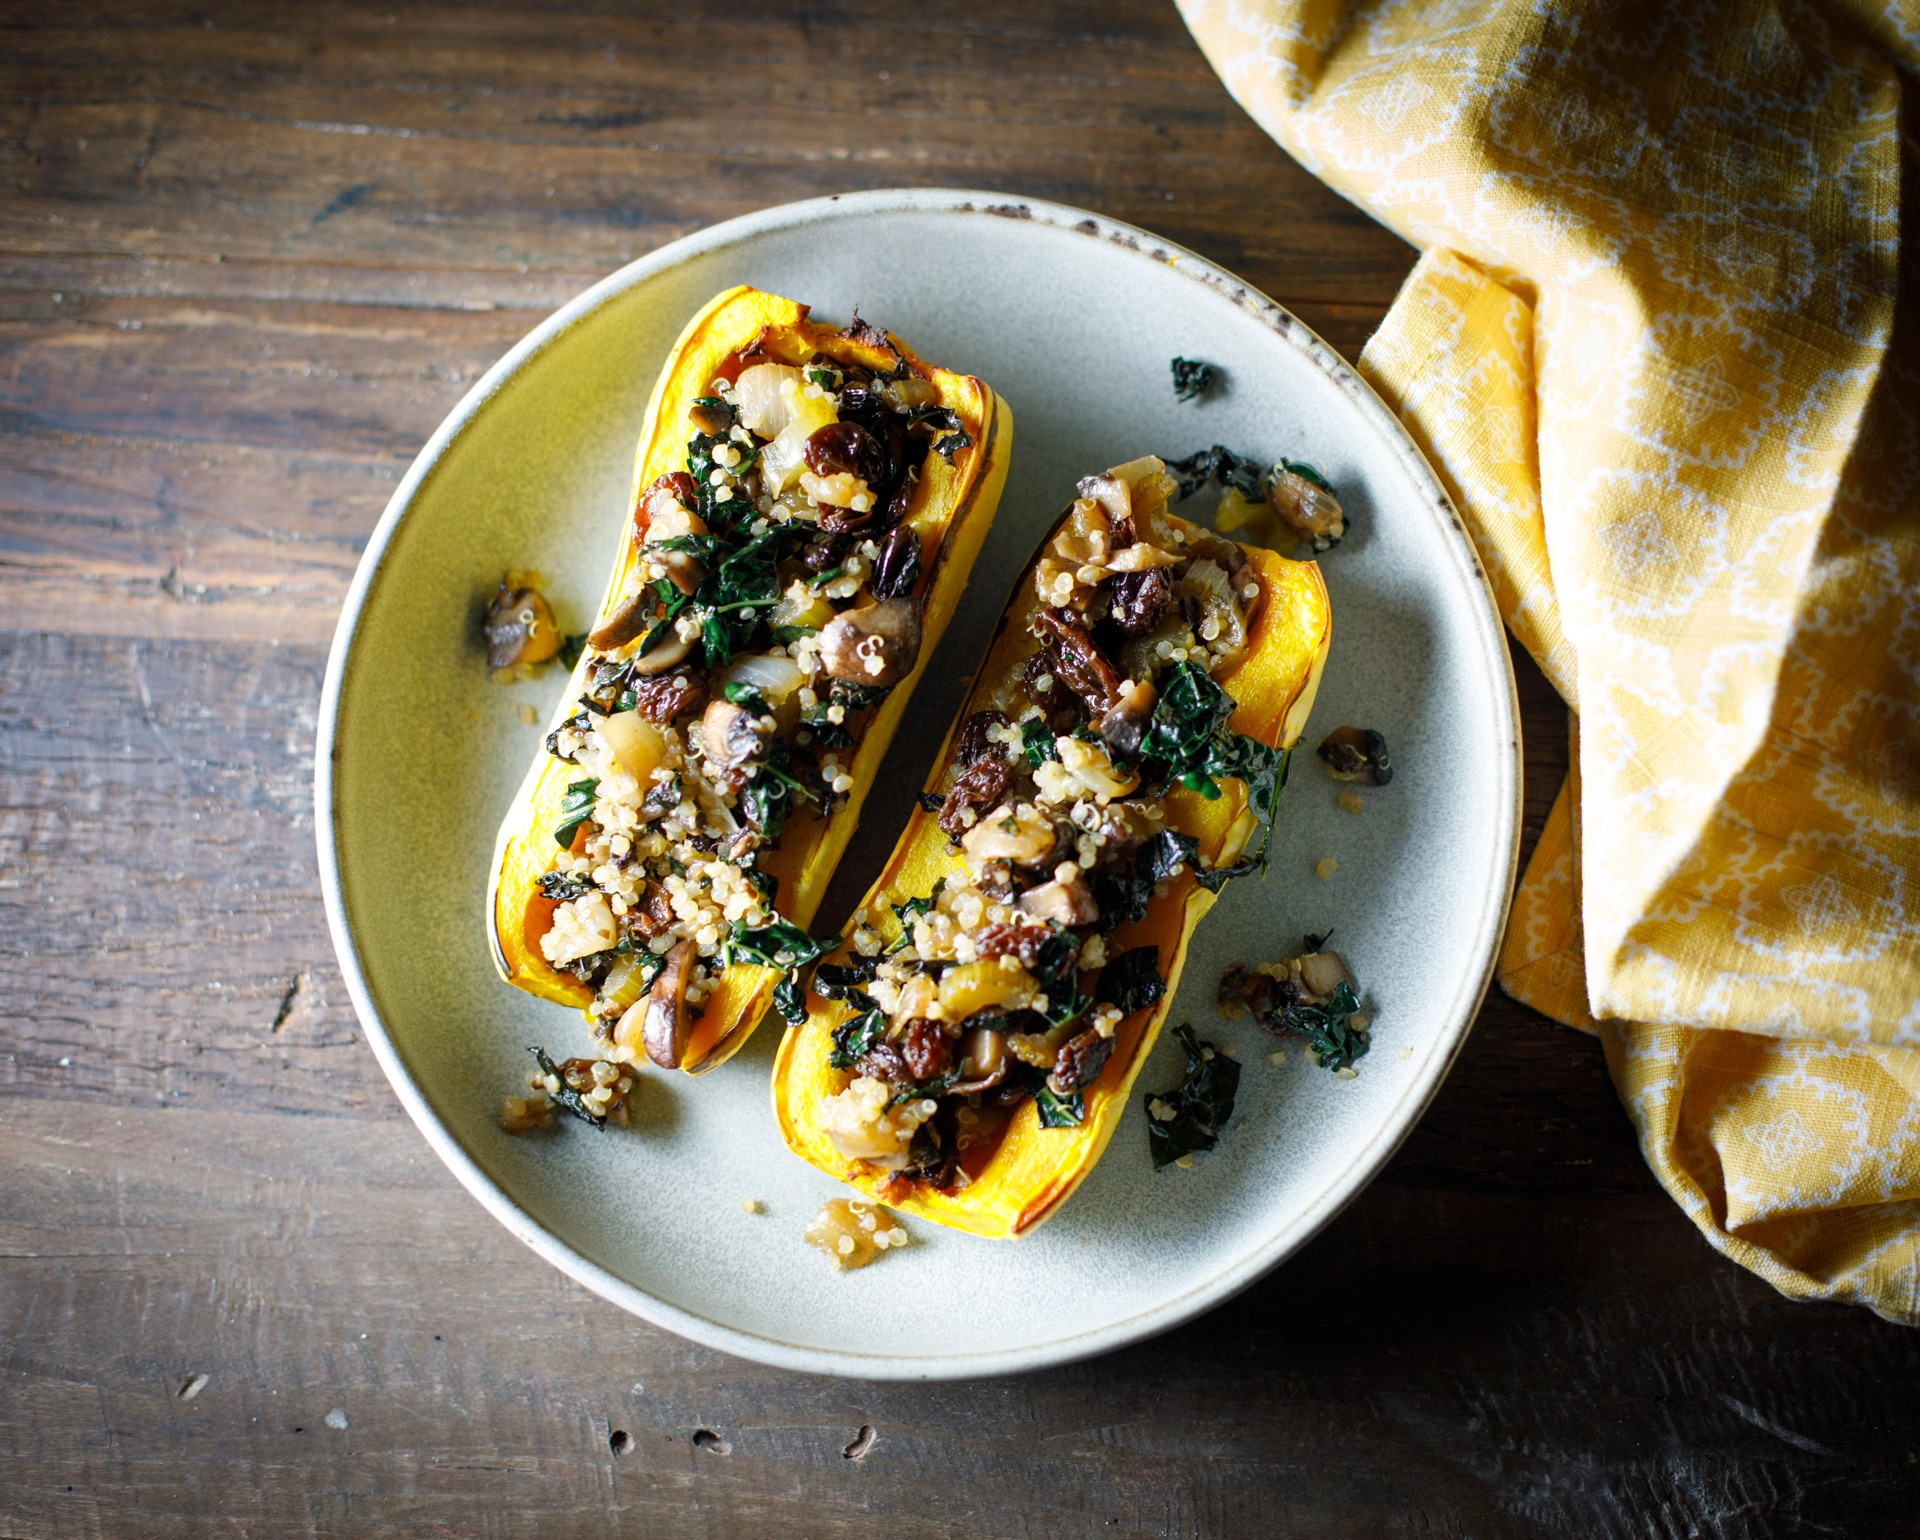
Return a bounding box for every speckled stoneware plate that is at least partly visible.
[317,189,1520,1379]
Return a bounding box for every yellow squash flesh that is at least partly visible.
[486,286,1013,1073]
[772,514,1332,1237]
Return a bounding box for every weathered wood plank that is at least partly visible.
[0,0,1414,645]
[2,1100,1915,1540]
[0,3,1412,299]
[0,631,1579,1148]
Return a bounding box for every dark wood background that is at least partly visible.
[3,4,1916,1536]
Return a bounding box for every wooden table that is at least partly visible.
[4,6,1916,1535]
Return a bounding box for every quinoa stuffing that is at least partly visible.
[500,319,978,1128]
[805,453,1309,1194]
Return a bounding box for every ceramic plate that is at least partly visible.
[317,189,1519,1379]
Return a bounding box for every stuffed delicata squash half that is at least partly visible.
[772,453,1332,1236]
[488,287,1012,1076]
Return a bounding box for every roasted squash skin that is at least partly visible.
[771,509,1330,1237]
[486,286,1012,1073]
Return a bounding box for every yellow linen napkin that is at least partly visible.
[1180,0,1920,1323]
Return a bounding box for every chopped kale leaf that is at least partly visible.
[1146,1024,1240,1169]
[558,632,588,669]
[1019,717,1059,766]
[1146,663,1235,770]
[889,1067,960,1108]
[535,870,594,903]
[722,918,831,972]
[917,790,945,813]
[813,960,881,1000]
[1271,980,1369,1072]
[773,973,808,1028]
[1034,1081,1086,1128]
[828,1006,888,1070]
[1096,946,1165,1016]
[1170,357,1222,402]
[1030,925,1083,984]
[886,878,946,952]
[553,778,599,849]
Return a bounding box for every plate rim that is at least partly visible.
[315,187,1522,1380]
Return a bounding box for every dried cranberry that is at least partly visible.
[956,710,1010,767]
[803,532,854,573]
[635,472,698,543]
[1034,607,1125,715]
[631,669,706,724]
[1108,567,1172,636]
[1048,1027,1114,1095]
[805,421,888,487]
[900,1020,951,1081]
[973,923,1044,967]
[855,1042,912,1086]
[1021,650,1083,731]
[938,756,1012,842]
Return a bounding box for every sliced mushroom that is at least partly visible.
[635,939,697,1069]
[960,800,1058,871]
[947,1025,1009,1094]
[818,597,923,687]
[653,550,701,597]
[1097,678,1157,760]
[1270,468,1345,545]
[485,583,562,671]
[630,631,696,677]
[1076,474,1131,527]
[1317,726,1392,786]
[687,396,735,436]
[1017,873,1099,926]
[699,698,765,771]
[1298,948,1352,999]
[586,588,653,651]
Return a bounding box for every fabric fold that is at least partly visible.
[1180,0,1920,1322]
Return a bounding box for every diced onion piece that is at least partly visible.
[938,959,1038,1021]
[599,711,668,786]
[718,651,807,707]
[734,363,805,439]
[769,579,836,637]
[1106,454,1167,484]
[818,1076,934,1169]
[760,381,840,493]
[1057,737,1139,803]
[596,949,654,1017]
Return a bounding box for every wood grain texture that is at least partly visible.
[5,4,1916,1537]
